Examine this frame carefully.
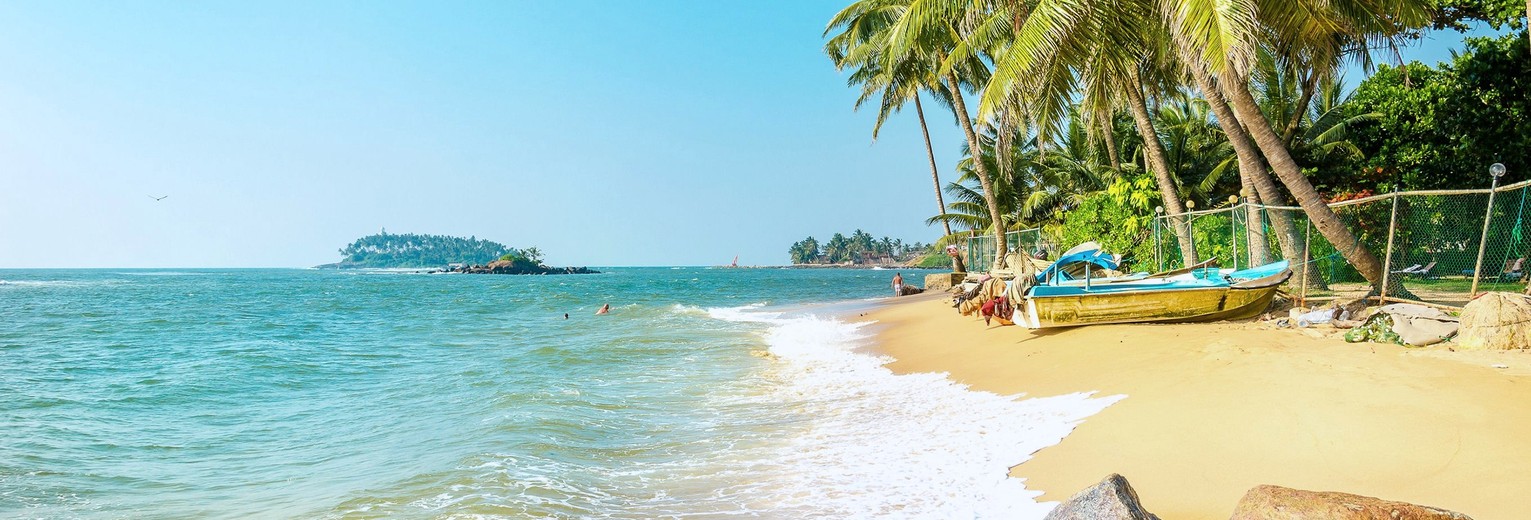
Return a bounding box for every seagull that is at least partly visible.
[149,195,169,201]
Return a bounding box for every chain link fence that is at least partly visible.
[966,228,1058,274]
[1148,179,1531,308]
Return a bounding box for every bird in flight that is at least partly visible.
[149,195,169,201]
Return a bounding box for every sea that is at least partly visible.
[0,267,1121,519]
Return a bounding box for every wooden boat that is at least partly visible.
[1013,249,1291,329]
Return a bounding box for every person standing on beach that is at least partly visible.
[892,272,903,296]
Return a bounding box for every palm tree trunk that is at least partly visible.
[1220,73,1391,291]
[1101,118,1121,170]
[914,96,954,238]
[1281,71,1318,146]
[1189,66,1326,287]
[944,71,1008,270]
[1125,70,1196,265]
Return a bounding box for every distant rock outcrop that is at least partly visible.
[451,260,598,275]
[1229,485,1472,520]
[1043,474,1160,520]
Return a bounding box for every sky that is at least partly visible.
[0,2,1512,267]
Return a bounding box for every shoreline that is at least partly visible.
[858,292,1531,519]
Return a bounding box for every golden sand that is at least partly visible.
[863,292,1531,519]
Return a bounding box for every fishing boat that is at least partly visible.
[1013,247,1291,329]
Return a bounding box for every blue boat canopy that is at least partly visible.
[1035,248,1119,284]
[1228,260,1289,281]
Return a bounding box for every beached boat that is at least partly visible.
[1014,248,1291,329]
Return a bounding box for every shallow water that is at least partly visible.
[0,267,1118,518]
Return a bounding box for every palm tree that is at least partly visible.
[1195,0,1431,290]
[973,0,1200,265]
[1185,63,1320,285]
[824,5,957,238]
[876,0,1012,269]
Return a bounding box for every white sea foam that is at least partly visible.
[0,280,109,288]
[712,304,1125,518]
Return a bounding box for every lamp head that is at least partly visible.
[1491,163,1507,178]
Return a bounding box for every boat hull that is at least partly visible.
[1020,270,1290,329]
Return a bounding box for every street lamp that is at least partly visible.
[1154,206,1165,270]
[1184,200,1197,267]
[1471,163,1509,297]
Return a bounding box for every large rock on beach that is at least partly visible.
[1229,485,1472,520]
[1456,292,1531,350]
[924,272,964,292]
[1043,474,1160,520]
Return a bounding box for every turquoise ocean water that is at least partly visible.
[0,268,1119,519]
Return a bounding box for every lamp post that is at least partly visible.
[1470,162,1508,297]
[1155,206,1165,271]
[1229,195,1241,269]
[1185,200,1196,267]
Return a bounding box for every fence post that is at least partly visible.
[1470,175,1504,298]
[1300,217,1312,308]
[1380,188,1400,305]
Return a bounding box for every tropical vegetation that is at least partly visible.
[823,0,1529,289]
[322,230,539,269]
[789,230,933,265]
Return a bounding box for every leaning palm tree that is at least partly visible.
[881,0,1013,269]
[826,0,1011,269]
[825,5,958,238]
[1185,0,1432,290]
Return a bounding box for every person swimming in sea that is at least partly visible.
[595,304,610,315]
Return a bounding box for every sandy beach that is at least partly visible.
[864,292,1531,519]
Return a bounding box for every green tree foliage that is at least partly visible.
[1430,0,1527,31]
[1052,175,1162,270]
[1344,33,1531,191]
[331,230,532,268]
[788,231,928,264]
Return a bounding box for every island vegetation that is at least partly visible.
[318,230,594,275]
[823,0,1529,290]
[788,229,944,266]
[316,230,531,269]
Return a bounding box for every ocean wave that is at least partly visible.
[0,280,112,288]
[719,306,1126,518]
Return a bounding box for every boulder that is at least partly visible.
[1229,485,1472,520]
[1457,291,1531,350]
[924,272,964,292]
[1043,474,1160,520]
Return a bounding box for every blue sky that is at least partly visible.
[0,2,1509,267]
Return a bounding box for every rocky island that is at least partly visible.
[449,259,598,275]
[317,230,597,275]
